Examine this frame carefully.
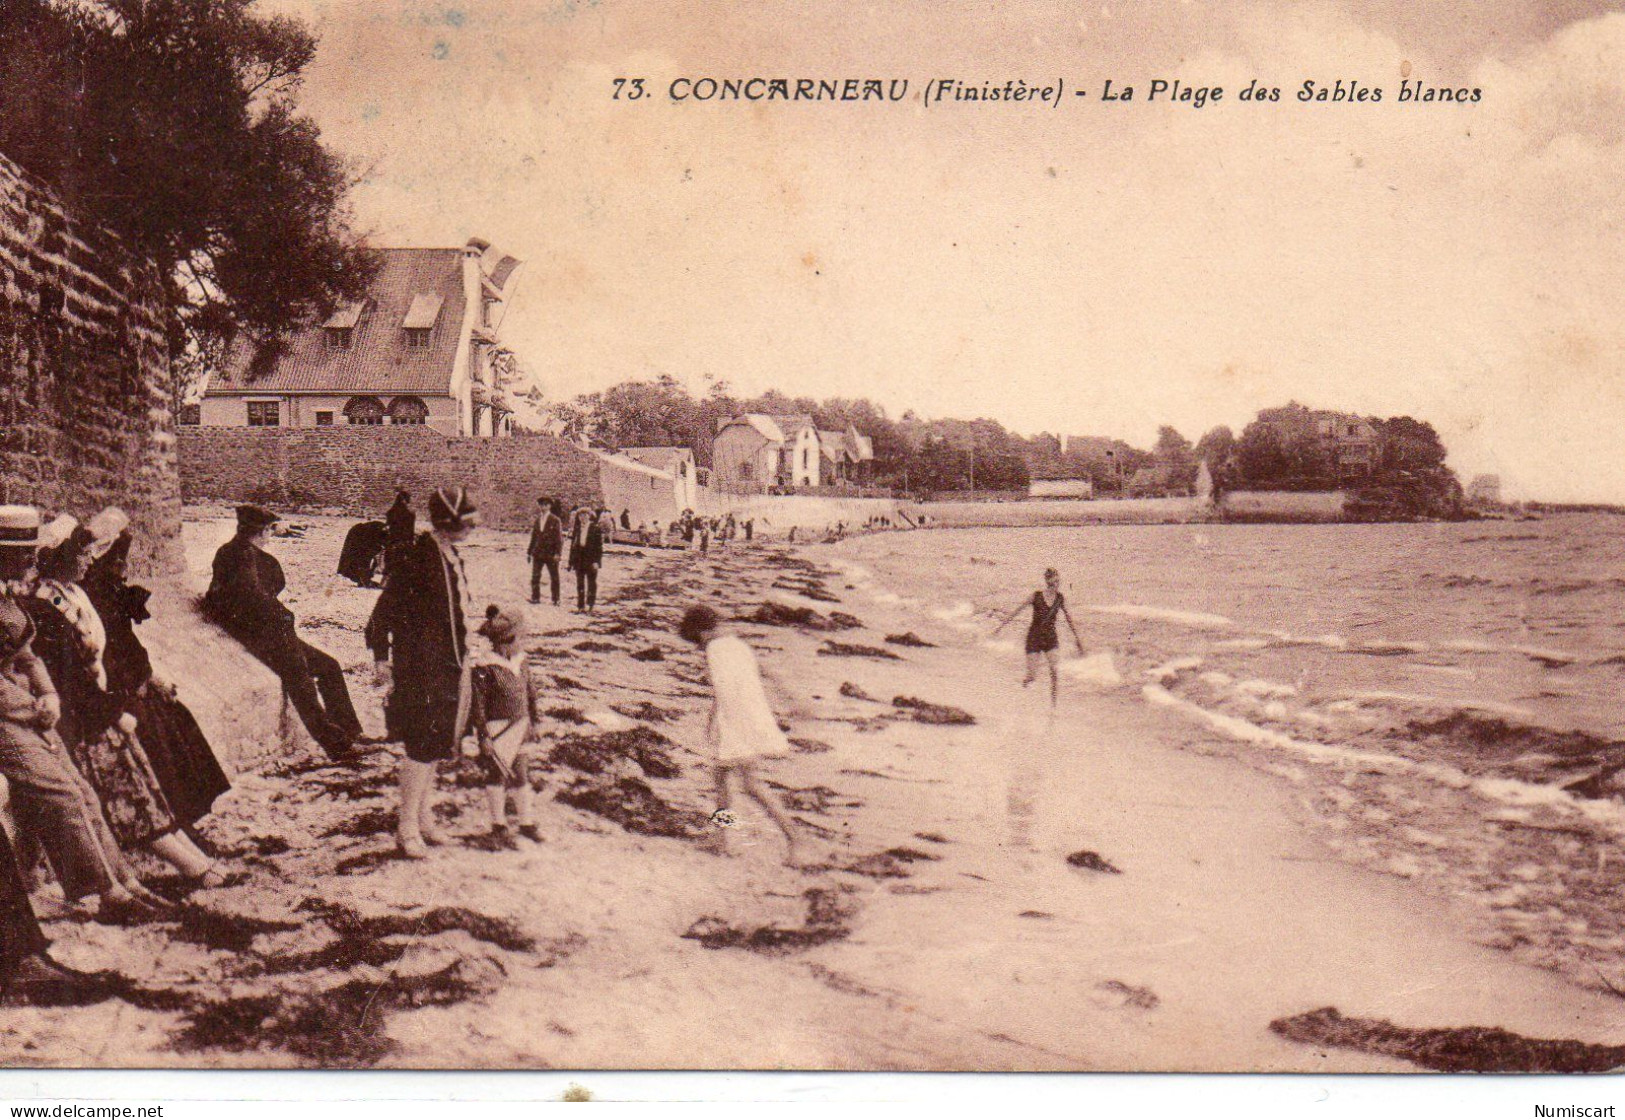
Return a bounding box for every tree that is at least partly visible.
[1153,426,1197,494]
[0,0,377,401]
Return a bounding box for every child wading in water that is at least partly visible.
[992,567,1085,706]
[466,605,541,844]
[678,605,811,868]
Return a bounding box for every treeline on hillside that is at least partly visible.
[550,379,1461,514]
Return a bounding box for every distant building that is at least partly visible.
[201,238,525,437]
[1310,410,1379,474]
[620,446,700,510]
[1466,474,1504,505]
[815,427,875,486]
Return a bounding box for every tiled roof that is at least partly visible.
[816,430,848,462]
[207,248,467,396]
[768,414,814,436]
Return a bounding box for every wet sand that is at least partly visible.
[5,513,1624,1071]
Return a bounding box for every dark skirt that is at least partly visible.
[396,662,466,764]
[129,684,231,829]
[65,722,176,849]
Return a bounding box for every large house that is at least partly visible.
[710,414,874,491]
[200,238,525,437]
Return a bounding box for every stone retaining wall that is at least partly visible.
[178,427,603,531]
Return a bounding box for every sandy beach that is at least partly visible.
[4,512,1624,1072]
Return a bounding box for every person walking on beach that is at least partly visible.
[367,487,480,859]
[677,605,811,869]
[526,498,563,606]
[465,605,541,844]
[992,567,1085,706]
[567,507,603,612]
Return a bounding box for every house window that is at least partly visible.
[343,396,386,426]
[177,404,200,426]
[246,401,280,427]
[482,299,496,328]
[325,327,352,350]
[740,461,753,480]
[405,328,431,349]
[314,411,334,427]
[388,396,429,425]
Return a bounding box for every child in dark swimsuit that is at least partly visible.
[992,568,1085,705]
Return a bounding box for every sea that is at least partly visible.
[834,514,1625,779]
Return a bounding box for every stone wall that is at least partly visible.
[178,427,603,530]
[0,152,180,573]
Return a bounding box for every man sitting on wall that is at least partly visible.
[204,505,369,760]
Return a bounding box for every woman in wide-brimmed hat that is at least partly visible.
[26,517,230,888]
[367,486,480,859]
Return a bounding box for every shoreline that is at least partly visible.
[4,512,1622,1071]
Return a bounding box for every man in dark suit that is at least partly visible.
[567,505,604,612]
[526,497,563,606]
[204,505,365,760]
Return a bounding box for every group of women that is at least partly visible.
[0,504,231,929]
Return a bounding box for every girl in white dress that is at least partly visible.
[678,605,809,868]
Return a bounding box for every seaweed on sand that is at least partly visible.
[818,641,901,661]
[549,726,679,779]
[891,696,975,726]
[681,887,855,955]
[555,776,708,839]
[630,646,666,662]
[611,700,681,724]
[173,962,505,1067]
[168,905,303,954]
[740,602,861,632]
[573,640,621,653]
[1066,850,1123,874]
[788,736,833,754]
[1270,1007,1625,1073]
[884,632,936,648]
[838,681,877,701]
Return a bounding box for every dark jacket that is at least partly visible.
[567,518,603,571]
[21,593,126,751]
[527,511,563,561]
[337,520,387,586]
[385,500,416,551]
[366,532,468,744]
[203,534,296,641]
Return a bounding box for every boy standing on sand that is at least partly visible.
[677,605,811,869]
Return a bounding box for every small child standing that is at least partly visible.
[677,604,810,868]
[465,605,541,844]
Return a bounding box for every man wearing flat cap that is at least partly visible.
[204,505,366,760]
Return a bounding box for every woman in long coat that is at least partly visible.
[82,518,231,835]
[367,487,478,859]
[26,519,225,886]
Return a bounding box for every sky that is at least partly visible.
[268,0,1625,501]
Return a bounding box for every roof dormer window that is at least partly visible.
[322,300,366,350]
[405,328,431,349]
[402,293,443,350]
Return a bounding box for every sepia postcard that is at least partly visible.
[0,0,1623,1093]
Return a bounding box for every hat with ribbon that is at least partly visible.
[0,506,40,549]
